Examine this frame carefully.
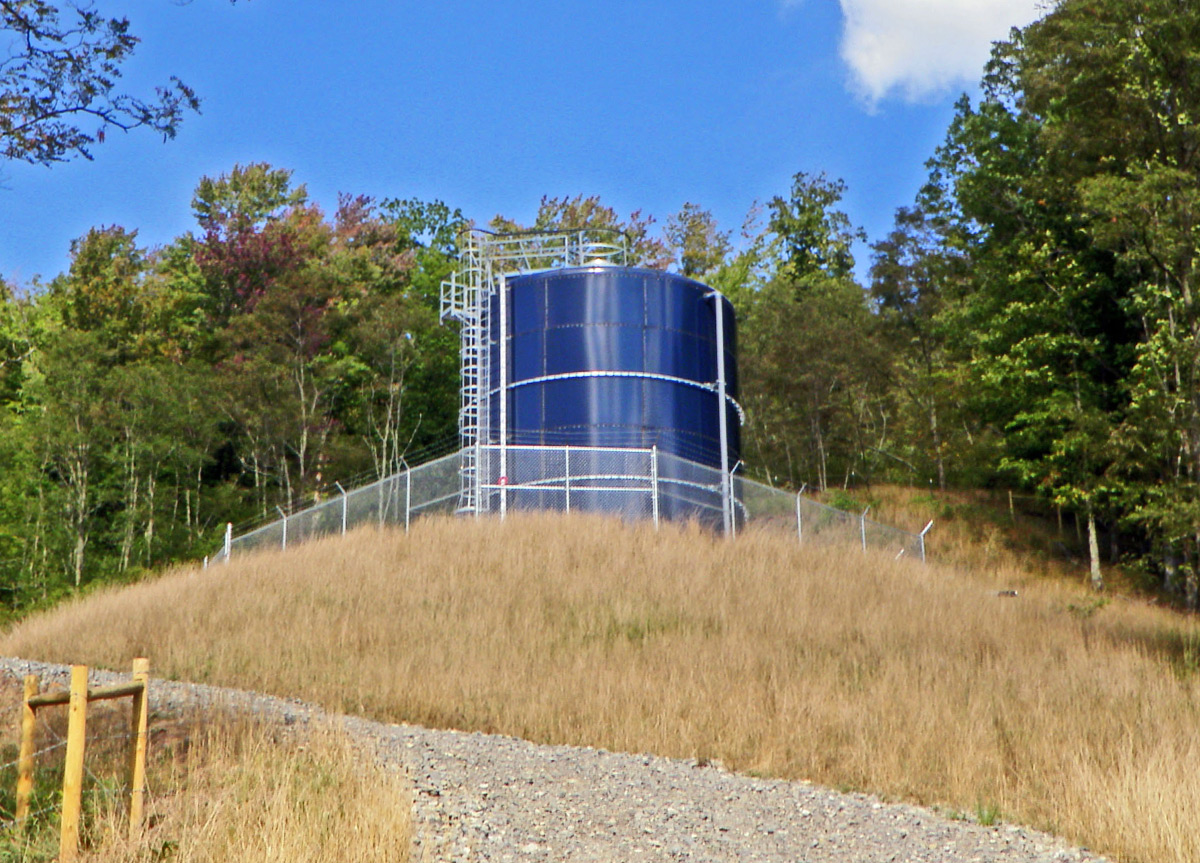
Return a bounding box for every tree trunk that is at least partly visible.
[1189,533,1200,612]
[929,402,946,491]
[812,413,828,492]
[65,441,89,589]
[119,471,138,573]
[1086,504,1104,592]
[72,531,86,589]
[143,472,156,565]
[1163,545,1181,595]
[192,464,204,542]
[119,431,138,573]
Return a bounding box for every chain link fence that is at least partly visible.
[209,447,929,564]
[209,452,461,562]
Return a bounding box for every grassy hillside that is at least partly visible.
[2,512,1197,863]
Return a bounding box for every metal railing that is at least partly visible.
[208,447,930,564]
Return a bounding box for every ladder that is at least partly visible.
[441,229,629,514]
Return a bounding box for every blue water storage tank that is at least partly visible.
[485,265,739,522]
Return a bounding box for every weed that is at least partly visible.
[1066,598,1110,620]
[975,801,1002,827]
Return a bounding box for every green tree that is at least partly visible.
[27,329,114,588]
[0,280,41,609]
[1030,0,1200,602]
[730,173,886,490]
[50,226,149,354]
[912,0,1200,592]
[359,197,464,464]
[869,206,968,490]
[193,162,308,232]
[0,276,32,405]
[768,173,863,283]
[665,203,732,278]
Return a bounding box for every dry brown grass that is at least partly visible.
[817,485,1085,576]
[90,718,412,863]
[0,679,411,862]
[2,512,1197,863]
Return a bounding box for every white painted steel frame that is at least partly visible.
[499,272,508,519]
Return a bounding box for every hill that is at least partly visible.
[1,513,1197,862]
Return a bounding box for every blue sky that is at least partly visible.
[0,0,1044,287]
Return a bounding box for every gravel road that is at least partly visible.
[0,658,1111,863]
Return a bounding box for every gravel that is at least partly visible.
[0,657,1111,863]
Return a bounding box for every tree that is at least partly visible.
[870,206,967,490]
[1031,1,1200,602]
[369,196,463,459]
[910,0,1200,593]
[28,328,113,588]
[729,172,886,490]
[0,281,41,609]
[665,203,731,278]
[192,163,309,323]
[50,225,148,353]
[739,274,885,490]
[768,172,863,283]
[1,0,202,165]
[194,177,461,506]
[0,276,32,405]
[193,161,307,232]
[925,87,1128,589]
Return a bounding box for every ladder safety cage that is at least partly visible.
[440,229,630,515]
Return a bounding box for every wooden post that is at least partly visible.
[127,658,150,839]
[16,674,37,823]
[60,665,88,863]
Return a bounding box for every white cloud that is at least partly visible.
[838,0,1046,105]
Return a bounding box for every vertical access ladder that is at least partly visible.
[440,229,629,514]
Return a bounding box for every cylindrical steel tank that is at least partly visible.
[485,265,739,522]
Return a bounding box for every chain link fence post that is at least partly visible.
[920,520,935,563]
[277,506,287,551]
[729,461,743,539]
[796,494,803,546]
[564,446,571,514]
[335,482,347,535]
[651,446,660,530]
[405,466,412,533]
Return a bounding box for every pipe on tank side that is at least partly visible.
[709,289,731,537]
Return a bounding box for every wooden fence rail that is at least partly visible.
[17,658,150,863]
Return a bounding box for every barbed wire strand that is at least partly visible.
[0,738,69,773]
[0,802,61,832]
